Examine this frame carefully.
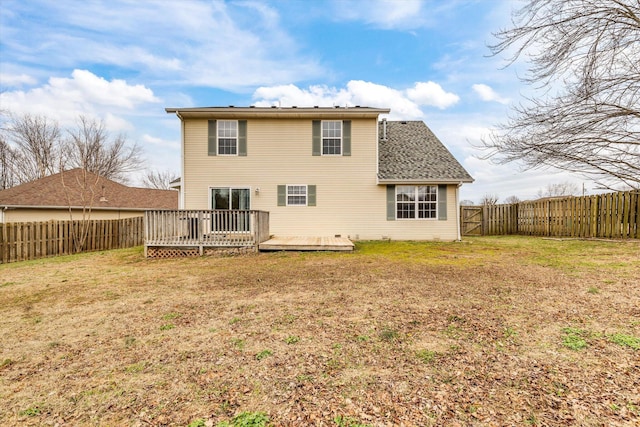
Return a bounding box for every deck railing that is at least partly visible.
[144,210,270,253]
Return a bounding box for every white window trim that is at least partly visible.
[321,120,342,156]
[217,120,239,156]
[209,186,252,210]
[395,185,438,220]
[286,184,308,206]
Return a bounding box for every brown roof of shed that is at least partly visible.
[0,169,178,210]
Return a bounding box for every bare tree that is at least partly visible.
[142,169,179,190]
[482,0,640,189]
[0,137,19,190]
[60,168,102,253]
[536,181,580,199]
[3,113,61,183]
[480,194,499,206]
[460,199,475,206]
[0,110,19,189]
[504,195,521,204]
[64,116,143,183]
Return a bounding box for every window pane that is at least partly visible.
[322,138,341,155]
[322,121,341,137]
[218,121,238,154]
[218,138,237,155]
[287,185,307,205]
[212,188,230,210]
[396,186,414,201]
[397,203,415,219]
[231,189,250,210]
[322,121,342,154]
[418,202,437,218]
[396,185,437,219]
[418,186,437,201]
[218,120,237,137]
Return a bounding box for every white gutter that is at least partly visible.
[377,179,474,185]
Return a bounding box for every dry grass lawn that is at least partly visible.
[1,236,639,426]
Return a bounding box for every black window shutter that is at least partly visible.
[386,185,396,220]
[438,185,447,220]
[238,120,247,156]
[208,120,217,156]
[342,120,351,156]
[277,185,286,206]
[312,120,321,156]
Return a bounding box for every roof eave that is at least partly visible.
[377,178,474,185]
[165,106,391,119]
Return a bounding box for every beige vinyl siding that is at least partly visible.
[183,117,460,240]
[3,208,144,223]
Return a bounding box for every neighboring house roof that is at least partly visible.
[169,177,181,189]
[0,169,178,210]
[378,121,474,183]
[166,105,390,119]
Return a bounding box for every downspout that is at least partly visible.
[176,111,185,210]
[456,182,462,241]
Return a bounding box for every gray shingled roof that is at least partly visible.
[378,121,473,182]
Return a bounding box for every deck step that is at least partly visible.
[259,236,354,251]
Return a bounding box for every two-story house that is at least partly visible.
[165,106,473,242]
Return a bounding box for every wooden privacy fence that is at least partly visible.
[0,217,144,264]
[461,191,639,238]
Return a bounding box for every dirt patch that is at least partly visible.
[0,237,638,426]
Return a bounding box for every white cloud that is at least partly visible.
[141,134,180,150]
[54,70,159,109]
[333,0,426,29]
[252,80,459,119]
[406,81,460,109]
[349,81,424,118]
[1,1,323,91]
[0,73,37,87]
[472,83,510,104]
[0,69,160,128]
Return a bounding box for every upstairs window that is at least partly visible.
[322,121,342,155]
[218,120,238,155]
[312,120,350,156]
[396,185,438,219]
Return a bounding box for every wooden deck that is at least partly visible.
[144,210,270,258]
[259,236,354,252]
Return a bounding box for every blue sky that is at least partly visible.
[0,0,590,202]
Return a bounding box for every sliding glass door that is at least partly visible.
[211,188,250,232]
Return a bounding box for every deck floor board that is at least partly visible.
[259,236,354,251]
